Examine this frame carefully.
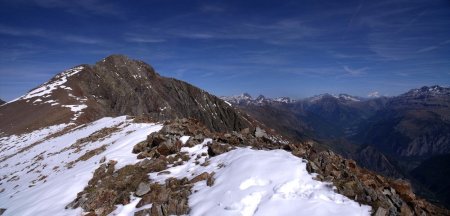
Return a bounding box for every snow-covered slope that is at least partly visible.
[0,116,162,216]
[148,139,371,216]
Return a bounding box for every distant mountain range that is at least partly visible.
[222,85,450,208]
[220,93,295,106]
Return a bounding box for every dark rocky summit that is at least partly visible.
[0,99,5,105]
[0,55,253,135]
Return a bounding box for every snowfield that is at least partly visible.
[148,139,371,216]
[0,116,162,216]
[0,117,371,216]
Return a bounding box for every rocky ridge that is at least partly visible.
[68,118,449,216]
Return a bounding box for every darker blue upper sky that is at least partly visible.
[1,0,449,101]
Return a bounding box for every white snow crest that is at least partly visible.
[188,148,371,216]
[22,66,84,100]
[148,140,371,216]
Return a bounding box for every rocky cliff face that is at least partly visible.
[0,99,5,105]
[0,55,252,135]
[76,55,253,133]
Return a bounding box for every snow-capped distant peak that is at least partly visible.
[404,85,450,97]
[368,91,380,98]
[335,94,361,102]
[307,93,361,103]
[221,93,294,105]
[220,93,253,104]
[274,97,293,103]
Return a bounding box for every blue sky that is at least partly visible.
[1,0,449,101]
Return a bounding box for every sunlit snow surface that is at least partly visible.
[0,116,162,216]
[149,140,371,216]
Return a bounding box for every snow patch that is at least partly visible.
[0,116,162,216]
[62,104,88,121]
[147,141,371,216]
[109,196,152,216]
[180,136,191,145]
[21,66,84,100]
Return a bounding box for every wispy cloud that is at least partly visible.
[200,4,225,13]
[124,34,166,43]
[343,66,368,76]
[416,45,438,53]
[128,17,320,45]
[416,39,450,53]
[26,0,123,16]
[0,24,106,45]
[0,24,46,37]
[62,35,104,44]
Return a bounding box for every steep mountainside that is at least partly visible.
[0,55,252,136]
[411,154,450,207]
[354,86,450,159]
[0,99,5,105]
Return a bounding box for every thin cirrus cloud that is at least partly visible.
[24,0,123,16]
[124,34,166,43]
[131,17,319,45]
[0,24,106,45]
[343,66,368,76]
[416,39,450,53]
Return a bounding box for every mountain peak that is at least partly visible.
[242,93,252,99]
[402,85,450,98]
[256,94,266,101]
[307,93,362,103]
[0,55,252,135]
[102,54,131,62]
